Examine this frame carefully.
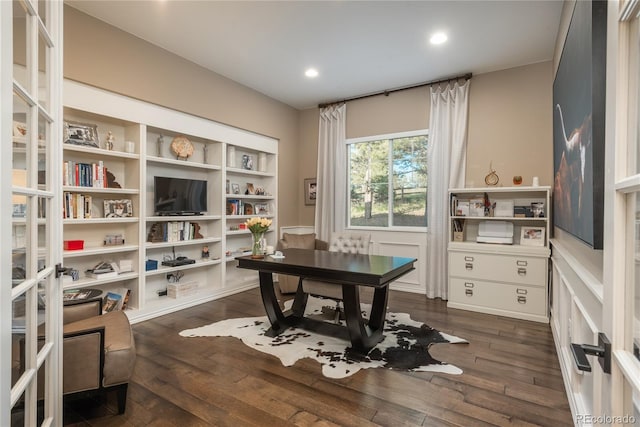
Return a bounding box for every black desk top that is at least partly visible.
[236,248,416,288]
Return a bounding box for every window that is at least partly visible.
[347,130,428,229]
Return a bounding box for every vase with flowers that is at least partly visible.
[245,217,272,258]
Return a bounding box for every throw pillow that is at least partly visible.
[282,233,316,250]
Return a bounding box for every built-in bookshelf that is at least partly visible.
[61,80,278,323]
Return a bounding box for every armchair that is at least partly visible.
[28,298,136,414]
[301,232,371,321]
[275,233,329,294]
[56,298,136,414]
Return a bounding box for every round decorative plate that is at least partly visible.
[170,135,194,159]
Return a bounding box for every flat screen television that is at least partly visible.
[154,176,207,215]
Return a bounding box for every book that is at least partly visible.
[103,292,123,313]
[85,270,119,279]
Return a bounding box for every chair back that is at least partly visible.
[328,232,371,254]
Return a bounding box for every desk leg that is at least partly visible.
[342,285,387,354]
[259,271,305,337]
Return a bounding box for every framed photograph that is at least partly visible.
[520,226,545,247]
[242,154,254,170]
[246,183,255,195]
[244,203,254,215]
[64,120,100,147]
[104,199,133,218]
[13,121,27,137]
[254,203,269,215]
[231,183,240,194]
[304,178,317,206]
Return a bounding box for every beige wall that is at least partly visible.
[297,61,554,225]
[467,62,553,188]
[63,6,301,228]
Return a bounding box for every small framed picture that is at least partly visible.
[242,154,254,170]
[231,183,240,194]
[104,199,133,218]
[246,183,255,195]
[520,226,545,246]
[64,120,100,147]
[304,177,317,205]
[13,121,27,137]
[226,179,230,194]
[254,203,269,214]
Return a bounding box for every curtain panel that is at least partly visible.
[315,104,347,242]
[426,81,470,299]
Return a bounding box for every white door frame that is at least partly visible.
[2,0,64,425]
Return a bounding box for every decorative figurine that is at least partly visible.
[201,245,210,259]
[106,131,114,150]
[157,134,164,157]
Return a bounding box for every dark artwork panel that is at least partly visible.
[553,0,606,249]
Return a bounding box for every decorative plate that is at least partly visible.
[170,135,194,160]
[484,163,499,186]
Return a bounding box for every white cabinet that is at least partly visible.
[447,186,551,322]
[61,80,277,323]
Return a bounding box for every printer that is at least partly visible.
[476,221,514,244]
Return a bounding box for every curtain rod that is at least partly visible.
[317,72,472,109]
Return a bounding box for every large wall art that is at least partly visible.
[553,0,607,249]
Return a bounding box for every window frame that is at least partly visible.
[345,129,429,232]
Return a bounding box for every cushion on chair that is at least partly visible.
[282,233,317,250]
[63,310,136,387]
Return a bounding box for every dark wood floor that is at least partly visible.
[63,287,573,426]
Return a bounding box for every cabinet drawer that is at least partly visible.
[449,278,546,316]
[449,252,546,287]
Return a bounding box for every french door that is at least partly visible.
[2,0,63,426]
[608,0,640,422]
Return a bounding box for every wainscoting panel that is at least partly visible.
[551,239,605,425]
[376,239,424,293]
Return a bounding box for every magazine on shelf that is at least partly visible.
[102,287,131,313]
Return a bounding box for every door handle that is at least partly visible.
[570,333,611,374]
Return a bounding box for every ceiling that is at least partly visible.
[66,1,563,110]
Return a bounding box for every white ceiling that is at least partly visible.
[66,0,563,110]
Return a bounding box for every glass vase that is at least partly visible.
[251,231,265,258]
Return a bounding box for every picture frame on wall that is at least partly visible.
[304,178,317,206]
[552,0,606,249]
[64,120,100,148]
[520,226,545,247]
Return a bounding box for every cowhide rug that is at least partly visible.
[180,296,468,379]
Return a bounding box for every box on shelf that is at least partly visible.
[494,200,514,217]
[476,221,514,244]
[145,259,158,271]
[63,240,84,250]
[167,281,198,298]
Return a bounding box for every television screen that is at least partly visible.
[154,176,207,215]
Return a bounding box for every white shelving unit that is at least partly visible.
[447,186,551,323]
[61,80,278,323]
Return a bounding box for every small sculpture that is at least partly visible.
[157,135,164,157]
[484,162,499,186]
[106,131,114,150]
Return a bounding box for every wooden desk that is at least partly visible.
[236,248,416,354]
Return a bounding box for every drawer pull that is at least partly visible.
[464,256,474,262]
[516,288,528,295]
[516,260,528,266]
[465,289,474,296]
[517,267,527,275]
[465,263,474,270]
[517,296,527,304]
[464,282,474,288]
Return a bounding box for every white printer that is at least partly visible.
[476,221,514,244]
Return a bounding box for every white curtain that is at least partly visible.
[426,81,470,299]
[315,104,347,242]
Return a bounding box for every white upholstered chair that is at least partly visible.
[302,232,371,320]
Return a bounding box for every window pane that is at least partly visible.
[392,136,428,227]
[349,140,389,227]
[13,0,28,91]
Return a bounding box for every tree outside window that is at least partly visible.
[348,131,428,229]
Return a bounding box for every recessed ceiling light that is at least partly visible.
[430,32,448,45]
[305,68,319,78]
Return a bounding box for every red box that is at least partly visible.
[63,240,84,250]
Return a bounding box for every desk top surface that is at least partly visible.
[236,248,416,287]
